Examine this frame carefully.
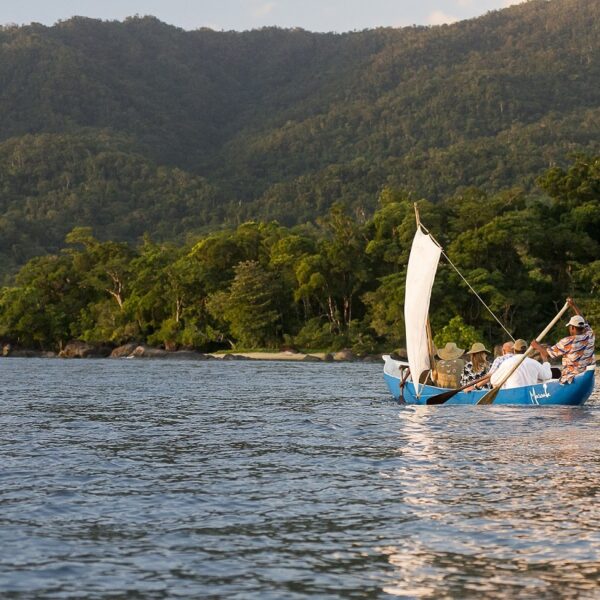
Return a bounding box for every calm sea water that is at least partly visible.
[1,358,599,599]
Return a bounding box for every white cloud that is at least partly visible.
[253,3,276,18]
[427,10,459,25]
[459,0,525,7]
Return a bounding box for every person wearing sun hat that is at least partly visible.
[460,342,492,388]
[462,340,515,391]
[435,342,465,388]
[532,298,595,383]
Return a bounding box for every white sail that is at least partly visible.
[404,228,441,396]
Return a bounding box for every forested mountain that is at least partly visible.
[0,0,599,281]
[0,133,219,277]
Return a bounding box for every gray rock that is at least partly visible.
[4,349,47,358]
[59,341,112,358]
[279,346,299,353]
[110,343,139,358]
[333,349,355,361]
[222,354,250,361]
[129,345,168,358]
[361,354,382,363]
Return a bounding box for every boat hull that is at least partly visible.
[383,355,595,406]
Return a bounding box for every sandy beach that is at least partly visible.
[208,351,331,361]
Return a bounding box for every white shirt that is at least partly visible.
[490,354,552,389]
[488,352,514,375]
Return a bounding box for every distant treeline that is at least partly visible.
[1,156,598,353]
[1,0,600,282]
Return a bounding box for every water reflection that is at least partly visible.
[0,359,598,597]
[375,388,600,598]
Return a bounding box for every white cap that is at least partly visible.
[566,315,586,328]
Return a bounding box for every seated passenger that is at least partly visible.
[435,342,465,389]
[490,339,552,389]
[460,342,491,389]
[488,341,515,375]
[465,341,513,391]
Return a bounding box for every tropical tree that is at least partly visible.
[207,260,285,348]
[65,227,137,343]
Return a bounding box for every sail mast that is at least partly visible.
[414,202,421,228]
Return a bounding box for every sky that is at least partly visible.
[0,1,528,32]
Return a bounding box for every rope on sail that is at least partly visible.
[418,223,516,342]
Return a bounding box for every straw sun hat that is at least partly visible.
[437,342,464,360]
[513,339,528,352]
[466,342,490,355]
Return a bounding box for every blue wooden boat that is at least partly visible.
[383,355,595,406]
[383,207,596,406]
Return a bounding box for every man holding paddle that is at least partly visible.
[531,298,595,384]
[490,338,552,389]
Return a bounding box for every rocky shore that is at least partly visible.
[1,341,392,363]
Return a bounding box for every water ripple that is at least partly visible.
[0,359,599,598]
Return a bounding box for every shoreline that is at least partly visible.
[1,344,387,363]
[3,343,599,364]
[3,344,599,364]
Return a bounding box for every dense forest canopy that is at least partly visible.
[0,0,599,283]
[1,155,599,353]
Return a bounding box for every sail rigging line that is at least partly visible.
[417,222,516,343]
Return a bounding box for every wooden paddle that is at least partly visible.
[476,301,570,405]
[425,374,490,405]
[399,367,411,404]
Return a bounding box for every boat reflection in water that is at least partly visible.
[373,400,600,597]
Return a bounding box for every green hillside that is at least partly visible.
[0,0,599,281]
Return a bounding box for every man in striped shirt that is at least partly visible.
[532,298,596,384]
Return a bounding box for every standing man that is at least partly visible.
[532,298,596,384]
